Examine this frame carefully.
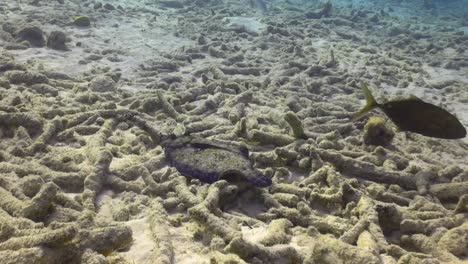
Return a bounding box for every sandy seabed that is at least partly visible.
[0,0,467,263]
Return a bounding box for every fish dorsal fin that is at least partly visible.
[352,81,379,121]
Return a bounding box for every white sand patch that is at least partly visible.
[95,192,210,263]
[241,225,268,243]
[5,1,193,80]
[96,189,117,216]
[168,223,209,264]
[122,218,154,263]
[223,17,266,34]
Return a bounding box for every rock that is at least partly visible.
[89,75,117,93]
[0,78,11,89]
[30,83,59,96]
[0,58,25,72]
[363,116,395,146]
[94,2,103,9]
[73,16,91,27]
[19,175,44,198]
[0,221,14,240]
[308,234,380,263]
[81,249,107,264]
[437,222,468,257]
[208,46,227,58]
[426,79,456,90]
[159,0,184,8]
[197,35,207,45]
[5,42,30,50]
[438,165,462,180]
[0,29,15,42]
[2,22,16,34]
[47,30,68,51]
[107,72,121,83]
[85,54,103,61]
[369,14,379,23]
[305,1,332,19]
[103,3,115,10]
[16,26,45,47]
[6,70,49,85]
[387,26,408,36]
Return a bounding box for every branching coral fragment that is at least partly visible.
[306,234,380,264]
[315,148,416,189]
[284,112,307,139]
[148,200,175,264]
[188,181,239,242]
[225,236,302,263]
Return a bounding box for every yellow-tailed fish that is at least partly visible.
[353,81,466,139]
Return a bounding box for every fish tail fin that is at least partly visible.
[352,81,378,121]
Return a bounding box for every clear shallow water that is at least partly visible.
[0,0,467,263]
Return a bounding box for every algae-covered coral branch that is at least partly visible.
[0,182,59,222]
[25,118,63,154]
[188,181,239,242]
[0,225,76,251]
[148,200,175,264]
[226,236,302,263]
[284,111,307,139]
[315,148,416,189]
[0,112,43,135]
[306,234,380,264]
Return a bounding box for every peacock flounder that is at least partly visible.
[163,136,272,187]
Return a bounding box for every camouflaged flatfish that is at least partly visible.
[163,136,272,187]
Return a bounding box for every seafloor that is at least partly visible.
[0,0,467,263]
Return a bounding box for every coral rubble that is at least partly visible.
[0,0,467,263]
